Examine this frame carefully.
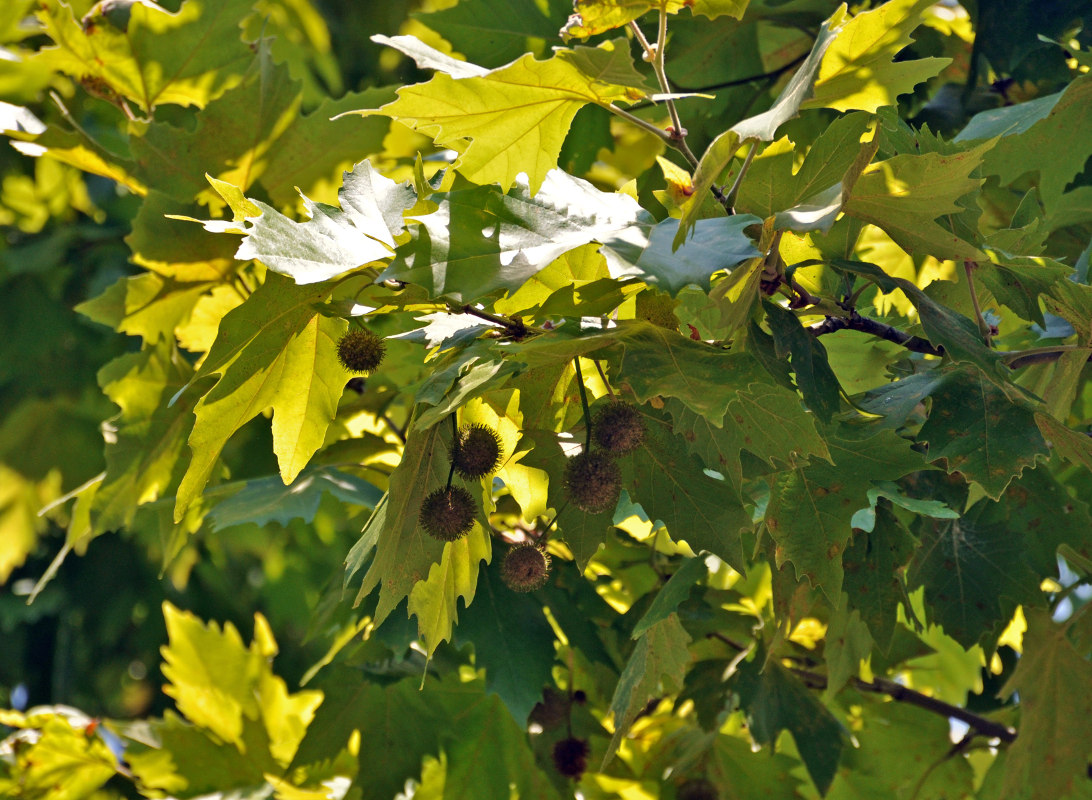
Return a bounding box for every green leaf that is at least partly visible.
[1000,609,1092,800]
[207,466,383,532]
[765,302,843,423]
[174,274,349,520]
[291,674,440,796]
[416,0,570,67]
[622,409,752,570]
[407,524,491,657]
[364,41,646,194]
[708,733,805,800]
[603,214,762,294]
[765,427,925,599]
[1043,278,1092,345]
[676,10,844,246]
[0,713,118,799]
[667,380,830,490]
[917,366,1048,500]
[159,602,321,762]
[124,711,272,797]
[235,161,415,284]
[605,613,692,762]
[898,279,1003,375]
[728,12,845,144]
[736,112,874,220]
[734,646,846,795]
[844,141,991,260]
[440,692,562,800]
[824,695,974,799]
[386,170,642,303]
[802,0,950,113]
[907,509,1043,650]
[92,339,196,534]
[974,251,1072,326]
[961,74,1092,210]
[632,554,708,638]
[613,322,770,422]
[295,674,558,800]
[34,0,255,112]
[455,555,557,723]
[842,504,916,651]
[1037,412,1092,473]
[823,602,873,697]
[560,0,697,39]
[75,271,217,343]
[129,52,301,202]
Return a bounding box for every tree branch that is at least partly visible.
[808,312,945,356]
[810,313,1092,370]
[706,633,1016,743]
[624,53,810,110]
[449,303,532,338]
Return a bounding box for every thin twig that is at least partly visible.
[670,53,810,94]
[624,53,812,111]
[573,358,593,451]
[1001,346,1091,370]
[705,633,1016,743]
[593,360,616,400]
[963,260,993,346]
[380,412,406,444]
[723,140,758,213]
[446,413,458,488]
[536,502,567,546]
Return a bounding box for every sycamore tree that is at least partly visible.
[2,0,1092,797]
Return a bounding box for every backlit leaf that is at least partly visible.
[605,613,691,762]
[844,141,991,260]
[235,161,415,284]
[34,0,255,111]
[174,274,349,520]
[803,0,951,113]
[364,41,647,194]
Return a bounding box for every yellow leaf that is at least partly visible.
[366,43,644,194]
[804,0,951,113]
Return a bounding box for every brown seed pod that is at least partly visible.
[336,329,385,374]
[564,451,621,514]
[451,424,504,479]
[501,543,551,592]
[552,737,590,779]
[592,402,645,454]
[419,486,476,541]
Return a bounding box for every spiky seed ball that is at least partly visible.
[419,486,476,541]
[592,402,645,454]
[636,290,678,330]
[337,329,385,374]
[552,737,590,780]
[501,543,551,592]
[564,451,621,514]
[677,779,719,800]
[451,424,503,479]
